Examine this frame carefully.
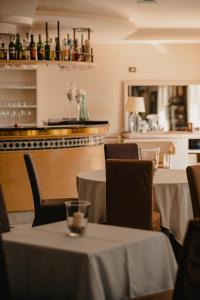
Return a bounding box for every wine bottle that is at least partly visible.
[9,36,16,60]
[61,38,69,61]
[73,39,79,61]
[55,20,61,61]
[85,28,91,62]
[55,37,61,61]
[15,33,22,60]
[25,33,30,60]
[91,48,94,63]
[0,43,7,60]
[21,39,27,60]
[49,38,54,60]
[44,22,50,60]
[37,34,44,60]
[30,34,36,60]
[79,34,85,62]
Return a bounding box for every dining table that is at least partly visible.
[3,221,177,300]
[77,168,193,245]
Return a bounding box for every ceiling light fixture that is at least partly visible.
[137,0,157,3]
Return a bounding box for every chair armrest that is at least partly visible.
[41,198,78,206]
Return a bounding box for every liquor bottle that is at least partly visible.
[73,39,79,61]
[68,38,73,61]
[15,33,22,60]
[78,34,85,62]
[44,22,50,60]
[61,38,69,61]
[55,37,61,61]
[49,38,54,60]
[29,34,36,60]
[9,36,16,60]
[37,34,44,60]
[91,48,94,63]
[21,39,27,60]
[0,43,7,60]
[25,33,30,60]
[85,28,91,62]
[55,20,61,61]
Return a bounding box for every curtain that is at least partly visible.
[187,85,200,128]
[157,86,170,131]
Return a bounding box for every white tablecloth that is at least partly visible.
[77,169,193,244]
[3,222,177,300]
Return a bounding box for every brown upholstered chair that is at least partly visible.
[24,153,77,227]
[186,164,200,217]
[0,185,10,234]
[132,218,200,300]
[0,234,11,300]
[106,159,160,231]
[104,143,139,160]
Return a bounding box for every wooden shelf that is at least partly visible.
[0,60,96,71]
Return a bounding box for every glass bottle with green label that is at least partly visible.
[9,36,16,60]
[15,33,22,60]
[37,34,44,60]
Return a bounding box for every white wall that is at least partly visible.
[37,43,200,134]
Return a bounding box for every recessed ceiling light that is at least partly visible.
[137,0,157,3]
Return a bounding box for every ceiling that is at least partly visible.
[1,0,200,42]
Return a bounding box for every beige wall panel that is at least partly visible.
[0,145,105,212]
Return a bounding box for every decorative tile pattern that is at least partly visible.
[0,135,105,151]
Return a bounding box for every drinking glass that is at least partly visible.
[65,200,90,237]
[66,82,76,120]
[75,89,83,121]
[140,147,160,172]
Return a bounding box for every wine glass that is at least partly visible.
[66,82,76,120]
[75,89,83,121]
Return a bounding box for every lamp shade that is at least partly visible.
[126,97,145,113]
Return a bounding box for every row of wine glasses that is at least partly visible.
[66,82,89,121]
[0,100,35,107]
[0,109,33,124]
[0,81,36,88]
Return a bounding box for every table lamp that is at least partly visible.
[126,97,145,132]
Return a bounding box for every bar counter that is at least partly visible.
[0,121,109,213]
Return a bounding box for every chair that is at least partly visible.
[0,185,10,234]
[106,159,160,230]
[24,153,77,227]
[104,143,139,160]
[132,218,200,300]
[186,164,200,217]
[0,234,11,300]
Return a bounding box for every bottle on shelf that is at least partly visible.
[61,38,69,61]
[55,20,61,61]
[0,43,7,60]
[37,34,44,60]
[9,36,16,60]
[49,38,54,60]
[78,34,85,62]
[44,22,50,60]
[73,39,79,61]
[55,37,61,61]
[91,48,94,63]
[21,40,28,60]
[25,33,30,60]
[15,33,22,60]
[29,34,36,60]
[68,38,73,61]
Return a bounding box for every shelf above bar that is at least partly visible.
[0,60,96,71]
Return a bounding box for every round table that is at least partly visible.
[77,169,193,244]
